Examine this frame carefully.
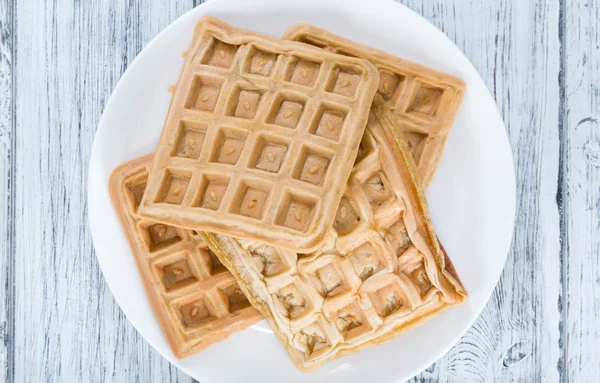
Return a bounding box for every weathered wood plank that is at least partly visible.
[397,1,563,382]
[0,0,11,381]
[563,0,600,380]
[12,1,195,381]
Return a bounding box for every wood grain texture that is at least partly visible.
[563,0,600,381]
[0,0,12,382]
[11,0,195,382]
[399,1,563,381]
[4,0,598,382]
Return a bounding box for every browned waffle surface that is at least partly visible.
[138,17,380,252]
[283,24,465,188]
[109,154,261,359]
[204,97,467,370]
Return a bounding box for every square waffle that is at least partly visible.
[109,154,261,358]
[138,17,380,252]
[283,24,465,188]
[204,96,467,370]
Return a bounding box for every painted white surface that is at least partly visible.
[1,0,596,382]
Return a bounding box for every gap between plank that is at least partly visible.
[557,0,567,382]
[7,0,15,382]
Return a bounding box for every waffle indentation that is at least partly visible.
[377,70,405,101]
[333,48,358,58]
[407,83,444,118]
[275,283,309,319]
[363,172,393,208]
[403,131,427,163]
[245,47,279,76]
[293,146,332,186]
[332,197,360,235]
[408,264,432,295]
[266,92,307,129]
[205,246,228,276]
[313,262,347,298]
[297,321,331,360]
[144,223,182,252]
[276,193,316,232]
[184,74,224,112]
[154,169,191,205]
[309,102,348,141]
[209,127,248,165]
[231,180,269,220]
[126,181,146,210]
[228,87,264,120]
[285,56,321,87]
[348,242,383,281]
[220,284,252,313]
[161,257,197,291]
[180,298,217,328]
[195,243,228,278]
[355,130,376,164]
[398,248,433,296]
[251,247,289,277]
[326,64,362,98]
[295,36,327,49]
[171,120,207,159]
[386,219,412,256]
[250,135,289,173]
[369,283,405,318]
[195,174,229,211]
[201,38,239,69]
[334,302,371,341]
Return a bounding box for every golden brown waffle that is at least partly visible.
[109,154,261,358]
[138,17,380,252]
[283,24,465,188]
[204,96,467,370]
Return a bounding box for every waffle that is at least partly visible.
[204,96,467,370]
[283,24,465,188]
[138,17,380,252]
[109,154,261,358]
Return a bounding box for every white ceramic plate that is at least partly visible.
[88,0,515,381]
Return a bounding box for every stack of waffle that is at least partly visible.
[109,17,467,371]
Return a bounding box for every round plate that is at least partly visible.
[88,0,515,381]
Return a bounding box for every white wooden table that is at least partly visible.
[1,0,598,381]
